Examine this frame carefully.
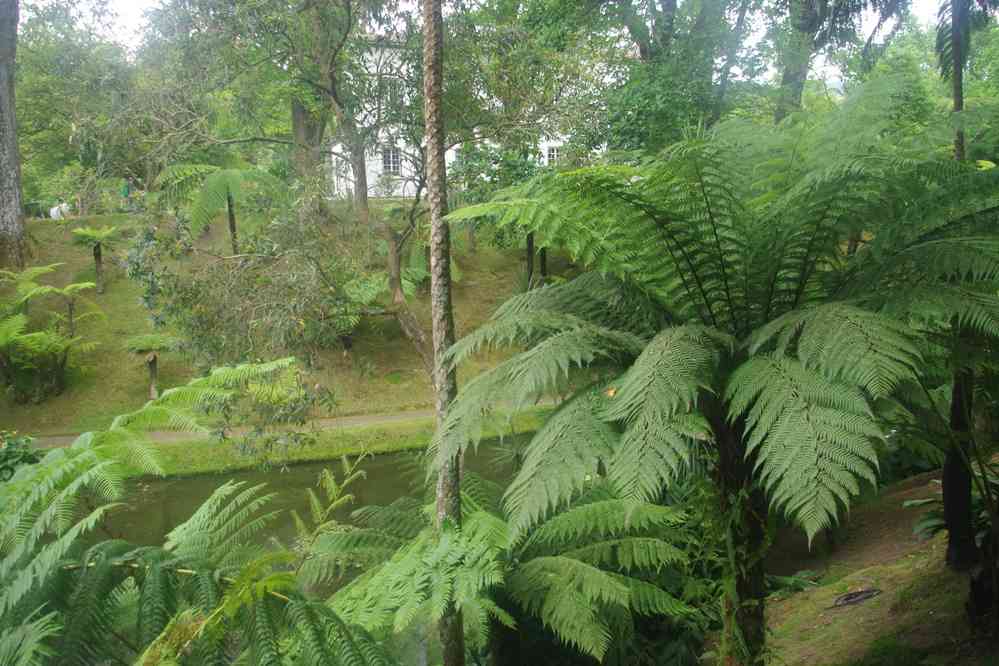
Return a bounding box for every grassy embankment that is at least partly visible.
[767,473,997,666]
[7,213,536,430]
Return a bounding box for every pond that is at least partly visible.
[107,445,517,546]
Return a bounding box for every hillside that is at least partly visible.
[5,214,537,435]
[768,474,995,666]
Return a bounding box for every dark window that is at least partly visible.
[547,146,560,165]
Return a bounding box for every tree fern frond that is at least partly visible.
[165,481,279,568]
[506,556,629,660]
[727,355,882,541]
[433,321,636,465]
[749,303,922,398]
[503,390,619,537]
[522,499,685,554]
[0,610,60,666]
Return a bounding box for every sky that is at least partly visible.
[105,0,943,55]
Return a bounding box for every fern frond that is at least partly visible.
[506,556,629,660]
[0,610,60,666]
[749,303,922,398]
[726,355,882,541]
[522,499,685,553]
[434,322,637,465]
[502,390,619,537]
[165,481,279,568]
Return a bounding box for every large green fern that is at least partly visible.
[438,108,999,661]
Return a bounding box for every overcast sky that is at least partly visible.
[105,0,943,60]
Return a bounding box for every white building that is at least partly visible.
[327,135,565,200]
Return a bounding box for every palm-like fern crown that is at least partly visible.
[71,226,118,248]
[440,106,999,541]
[154,163,286,234]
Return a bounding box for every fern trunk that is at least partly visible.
[525,232,535,288]
[951,0,966,161]
[943,0,977,572]
[424,0,465,663]
[0,0,24,269]
[93,243,104,295]
[944,367,978,570]
[226,190,238,255]
[713,410,768,665]
[146,352,159,400]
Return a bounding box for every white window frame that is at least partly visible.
[382,145,402,176]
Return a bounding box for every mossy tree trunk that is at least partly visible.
[423,0,465,663]
[0,0,24,269]
[774,0,819,123]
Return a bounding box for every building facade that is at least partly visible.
[327,134,565,200]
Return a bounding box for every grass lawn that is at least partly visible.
[6,214,556,435]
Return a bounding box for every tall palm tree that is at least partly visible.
[0,0,24,269]
[439,135,999,663]
[422,0,465,663]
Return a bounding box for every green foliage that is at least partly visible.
[0,311,79,404]
[0,359,401,665]
[330,477,699,662]
[153,163,287,235]
[0,432,41,482]
[127,213,384,367]
[70,226,118,250]
[124,334,180,354]
[442,116,999,547]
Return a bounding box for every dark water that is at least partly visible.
[108,446,515,546]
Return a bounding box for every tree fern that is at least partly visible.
[441,101,999,659]
[0,610,60,666]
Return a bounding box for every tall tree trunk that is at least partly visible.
[525,232,535,288]
[292,97,328,220]
[291,98,326,180]
[226,190,238,255]
[0,0,24,269]
[386,229,407,305]
[93,243,104,295]
[943,0,978,572]
[349,141,371,228]
[712,406,768,665]
[423,0,465,664]
[711,0,752,125]
[951,0,967,162]
[774,0,818,123]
